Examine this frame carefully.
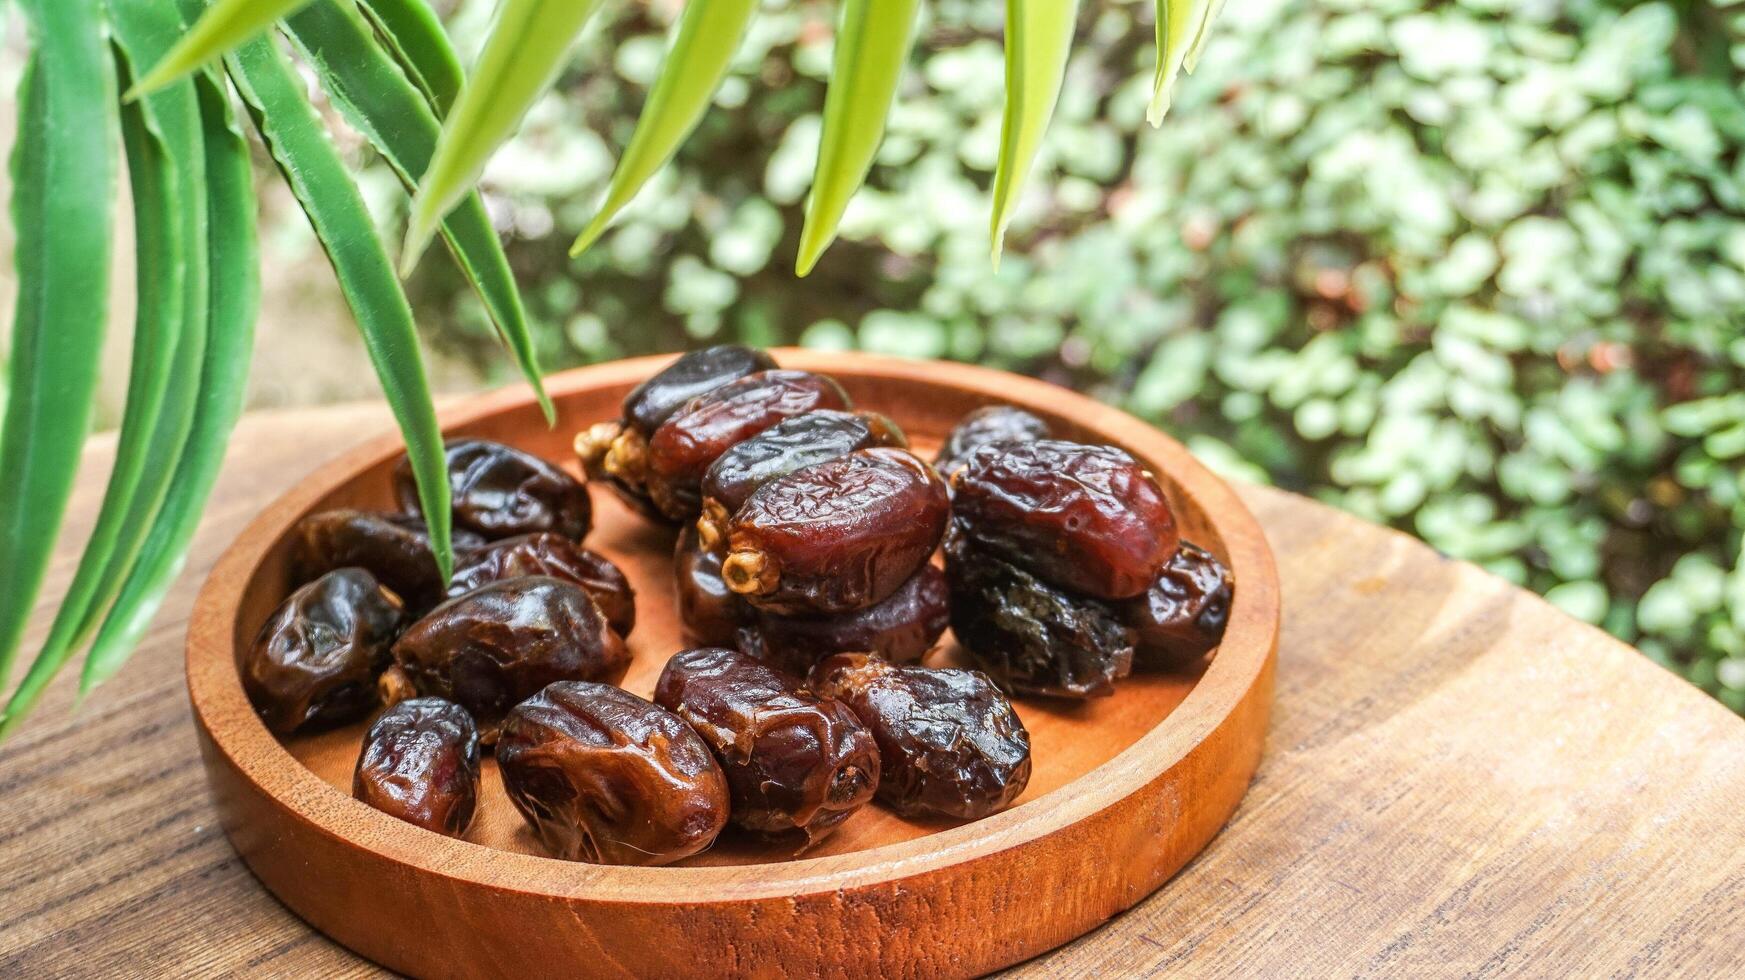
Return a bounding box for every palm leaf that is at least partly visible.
[403,0,607,276]
[223,31,455,582]
[989,0,1079,262]
[357,0,463,114]
[127,0,313,98]
[82,70,261,693]
[795,0,922,277]
[2,0,213,734]
[569,0,760,258]
[285,0,553,424]
[0,0,116,696]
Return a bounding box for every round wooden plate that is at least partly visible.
[186,351,1279,978]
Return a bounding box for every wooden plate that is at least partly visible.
[186,351,1279,978]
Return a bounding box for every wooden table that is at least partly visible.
[4,404,1744,978]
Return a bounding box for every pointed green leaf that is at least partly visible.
[569,0,759,258]
[989,0,1078,263]
[127,0,313,99]
[0,0,115,694]
[223,33,453,583]
[82,71,261,694]
[1149,0,1204,126]
[1184,0,1226,73]
[794,0,921,277]
[358,0,464,115]
[285,0,552,424]
[404,0,606,275]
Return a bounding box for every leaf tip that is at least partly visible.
[568,218,609,259]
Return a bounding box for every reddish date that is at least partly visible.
[395,439,591,542]
[353,698,480,837]
[945,532,1135,699]
[643,370,851,519]
[1118,542,1233,669]
[290,509,485,612]
[675,526,751,647]
[623,345,779,437]
[498,682,730,865]
[447,532,635,638]
[384,577,629,742]
[721,448,949,615]
[810,653,1031,820]
[934,405,1052,483]
[696,410,907,550]
[952,440,1179,600]
[243,568,405,734]
[738,563,948,675]
[654,647,879,843]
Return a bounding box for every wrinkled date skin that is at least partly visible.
[643,370,851,520]
[722,448,949,615]
[1118,541,1234,669]
[385,577,629,742]
[244,568,405,734]
[290,509,486,613]
[675,526,751,647]
[952,440,1179,600]
[498,682,730,865]
[447,532,636,638]
[738,563,948,675]
[654,647,880,843]
[933,405,1052,483]
[809,653,1031,820]
[945,532,1135,699]
[396,439,591,541]
[353,698,480,837]
[696,410,907,551]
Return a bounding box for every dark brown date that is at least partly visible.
[353,698,480,837]
[498,681,729,865]
[952,440,1179,600]
[643,370,851,519]
[696,410,907,551]
[944,532,1135,699]
[384,577,629,742]
[1117,542,1233,669]
[737,563,948,675]
[809,653,1031,820]
[934,405,1052,483]
[654,647,879,843]
[290,509,486,612]
[446,533,635,638]
[623,344,779,437]
[395,439,591,542]
[722,448,949,615]
[243,568,404,734]
[675,525,751,647]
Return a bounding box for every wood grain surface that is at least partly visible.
[4,402,1744,978]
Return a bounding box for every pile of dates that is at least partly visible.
[241,345,1231,866]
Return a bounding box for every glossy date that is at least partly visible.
[809,653,1031,820]
[395,439,591,541]
[290,509,485,612]
[353,698,480,837]
[654,647,879,843]
[498,681,730,865]
[933,405,1052,483]
[447,532,636,638]
[675,525,751,647]
[243,568,405,734]
[1117,541,1233,669]
[737,563,948,675]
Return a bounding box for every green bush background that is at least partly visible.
[399,0,1745,708]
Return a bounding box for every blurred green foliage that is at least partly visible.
[399,0,1745,708]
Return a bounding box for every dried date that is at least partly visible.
[243,568,405,734]
[722,448,949,615]
[446,532,635,638]
[675,525,751,647]
[738,563,948,675]
[809,653,1031,820]
[290,509,485,612]
[654,647,879,843]
[933,405,1052,483]
[1117,542,1233,669]
[384,577,629,742]
[395,439,590,541]
[353,698,480,837]
[952,440,1179,600]
[498,681,730,865]
[643,370,851,519]
[696,410,907,551]
[945,532,1134,699]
